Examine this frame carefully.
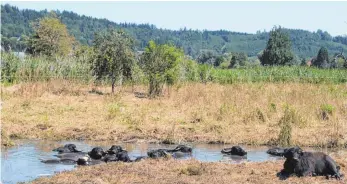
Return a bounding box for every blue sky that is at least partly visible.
[3,1,347,36]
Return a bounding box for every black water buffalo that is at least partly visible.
[77,156,104,166]
[52,144,81,154]
[103,151,131,162]
[221,146,247,156]
[41,158,77,164]
[168,145,192,153]
[133,156,148,162]
[281,147,343,180]
[147,149,170,159]
[280,146,303,175]
[55,152,88,161]
[88,147,106,160]
[267,147,288,157]
[115,150,131,162]
[147,145,193,159]
[107,145,124,154]
[102,145,131,162]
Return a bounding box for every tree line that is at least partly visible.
[2,13,345,98]
[1,4,347,59]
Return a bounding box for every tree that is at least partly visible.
[142,41,184,98]
[214,56,225,67]
[92,29,135,93]
[259,26,295,66]
[229,52,248,68]
[27,12,75,57]
[312,47,330,68]
[197,50,216,65]
[300,58,307,66]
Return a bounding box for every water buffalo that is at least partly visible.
[101,145,131,162]
[221,146,247,156]
[281,147,343,180]
[133,156,148,162]
[103,151,131,162]
[168,145,192,153]
[107,145,124,154]
[52,144,81,154]
[40,158,76,164]
[55,152,88,161]
[88,147,106,160]
[267,147,288,157]
[147,149,170,159]
[76,156,104,166]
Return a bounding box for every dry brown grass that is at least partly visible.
[2,80,347,147]
[31,153,347,184]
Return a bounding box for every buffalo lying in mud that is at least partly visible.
[147,145,193,159]
[279,147,343,180]
[77,156,105,166]
[52,144,81,154]
[267,147,288,157]
[221,146,247,156]
[102,145,131,162]
[43,146,105,164]
[43,145,144,165]
[267,146,305,157]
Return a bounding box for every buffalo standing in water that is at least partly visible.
[221,146,247,156]
[280,147,343,180]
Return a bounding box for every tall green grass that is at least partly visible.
[1,52,94,84]
[1,52,347,85]
[211,66,347,84]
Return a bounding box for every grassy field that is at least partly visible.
[31,154,347,184]
[2,80,347,147]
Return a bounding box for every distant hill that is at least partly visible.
[1,4,347,58]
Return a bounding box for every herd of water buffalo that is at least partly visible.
[41,144,344,180]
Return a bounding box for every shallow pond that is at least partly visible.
[0,140,339,184]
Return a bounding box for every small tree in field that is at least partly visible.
[27,12,75,57]
[92,29,134,93]
[142,41,184,98]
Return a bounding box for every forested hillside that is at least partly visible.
[1,4,347,58]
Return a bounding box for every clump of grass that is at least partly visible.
[320,104,335,120]
[255,108,266,122]
[269,103,277,112]
[179,164,204,176]
[243,108,266,124]
[277,106,306,146]
[107,102,124,119]
[163,123,177,144]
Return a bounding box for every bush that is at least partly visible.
[320,104,335,120]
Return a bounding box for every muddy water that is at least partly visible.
[0,140,337,184]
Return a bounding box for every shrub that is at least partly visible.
[320,104,335,120]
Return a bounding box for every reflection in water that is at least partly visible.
[2,140,340,184]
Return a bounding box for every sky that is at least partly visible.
[3,1,347,36]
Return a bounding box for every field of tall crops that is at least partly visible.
[211,67,347,84]
[1,52,347,85]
